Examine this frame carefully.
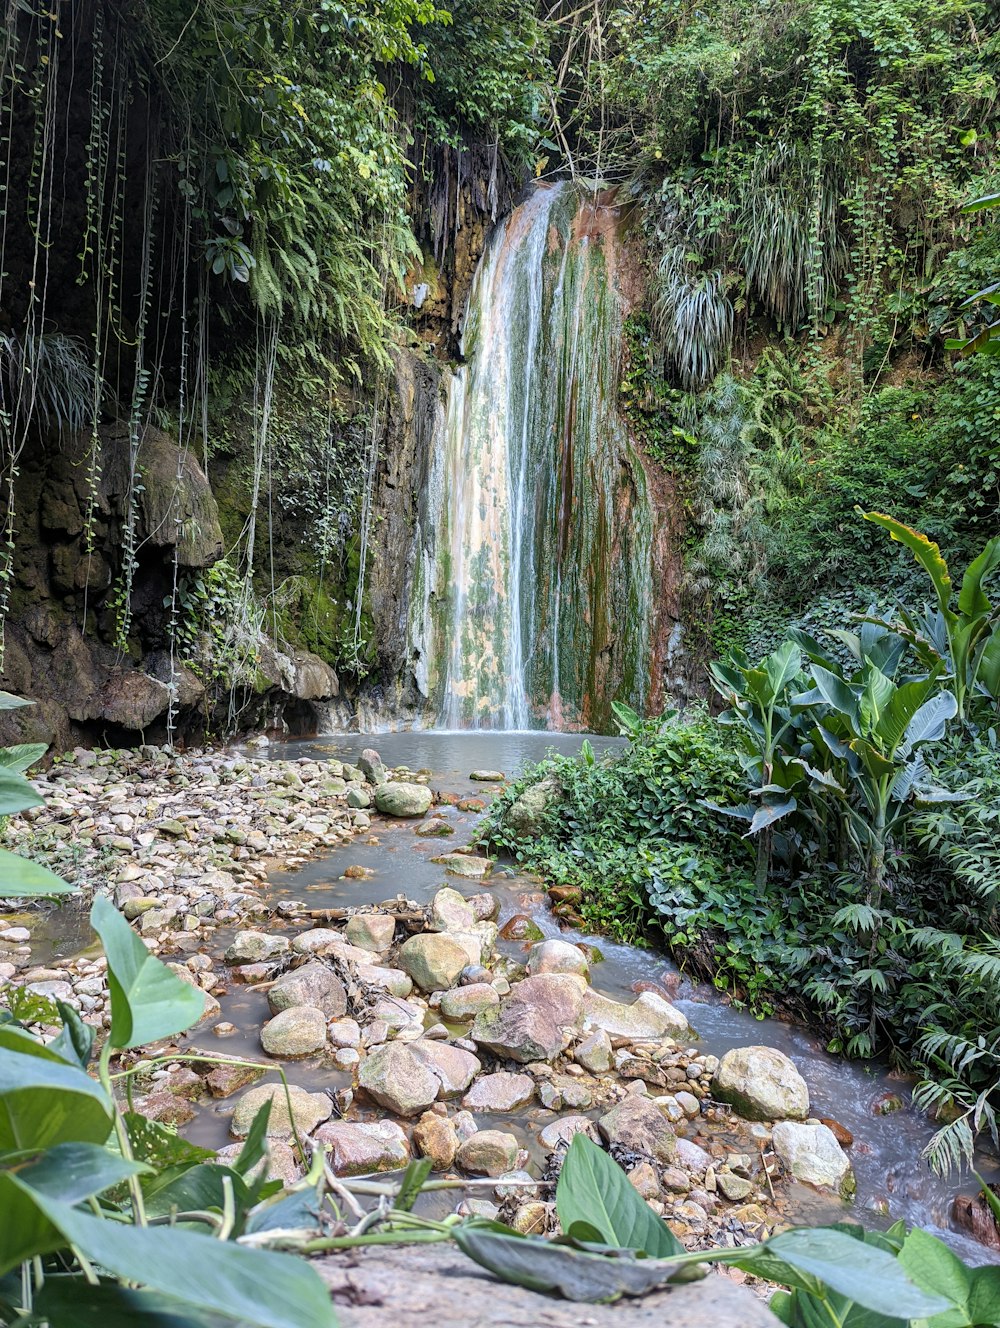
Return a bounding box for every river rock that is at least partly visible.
[440,983,499,1021]
[374,782,432,818]
[409,1039,482,1097]
[713,1046,809,1121]
[328,1018,363,1048]
[224,931,290,963]
[398,933,470,991]
[347,788,371,809]
[260,1005,327,1057]
[413,1110,460,1170]
[433,853,494,879]
[582,988,687,1040]
[354,963,414,997]
[291,928,344,955]
[468,891,500,922]
[771,1121,854,1195]
[504,777,559,838]
[230,1083,331,1139]
[675,1138,712,1174]
[597,1096,677,1163]
[573,1028,613,1074]
[527,938,589,980]
[358,1042,440,1116]
[430,887,477,932]
[462,1071,535,1112]
[456,1129,519,1176]
[470,973,586,1062]
[358,749,388,785]
[205,1062,266,1098]
[314,1120,409,1176]
[538,1115,598,1150]
[470,770,505,782]
[268,960,347,1018]
[345,913,396,953]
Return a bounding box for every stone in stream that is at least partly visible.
[771,1121,855,1196]
[260,1005,327,1057]
[358,1042,440,1116]
[597,1096,677,1164]
[413,1110,460,1170]
[470,973,586,1063]
[527,938,589,980]
[374,782,432,818]
[345,913,396,953]
[717,1173,755,1202]
[409,1039,481,1097]
[358,749,388,786]
[440,983,500,1021]
[573,1028,613,1074]
[462,1070,535,1112]
[346,788,371,809]
[538,1116,598,1150]
[468,891,500,922]
[166,964,220,1022]
[230,1083,332,1139]
[314,1120,409,1176]
[397,933,470,991]
[469,770,506,782]
[328,1018,362,1048]
[504,777,560,838]
[432,853,494,879]
[416,817,455,837]
[712,1046,809,1121]
[291,928,343,955]
[267,959,347,1018]
[224,931,290,963]
[456,1129,519,1176]
[205,1062,265,1098]
[498,914,544,943]
[429,887,477,932]
[675,1137,712,1174]
[354,962,414,998]
[582,988,688,1040]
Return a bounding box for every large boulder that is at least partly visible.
[582,988,688,1040]
[230,1083,331,1139]
[397,933,470,991]
[462,1071,535,1112]
[375,782,433,818]
[597,1096,677,1164]
[429,887,477,932]
[260,1006,327,1058]
[345,914,396,954]
[713,1046,809,1121]
[470,974,585,1063]
[504,777,560,838]
[268,960,347,1018]
[771,1121,854,1196]
[527,939,589,980]
[314,1120,409,1176]
[358,1043,440,1117]
[96,670,171,729]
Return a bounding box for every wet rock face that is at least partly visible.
[230,1084,331,1139]
[398,933,470,991]
[470,973,586,1063]
[358,1043,442,1117]
[771,1121,854,1196]
[713,1046,810,1122]
[267,960,347,1019]
[314,1120,410,1176]
[461,1071,535,1113]
[260,1005,328,1057]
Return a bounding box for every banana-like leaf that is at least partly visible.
[788,759,845,793]
[787,627,836,670]
[764,641,803,697]
[0,742,48,772]
[847,739,896,780]
[809,666,860,726]
[0,846,75,897]
[0,691,33,711]
[701,800,756,823]
[975,624,1000,699]
[873,676,937,754]
[958,537,1000,616]
[859,664,895,737]
[901,691,958,753]
[862,512,954,619]
[888,755,926,803]
[748,798,797,835]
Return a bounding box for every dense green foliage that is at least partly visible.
[484,526,1000,1172]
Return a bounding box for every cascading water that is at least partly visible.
[410,181,657,731]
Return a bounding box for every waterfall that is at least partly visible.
[410,182,656,732]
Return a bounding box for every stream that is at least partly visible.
[173,730,1000,1265]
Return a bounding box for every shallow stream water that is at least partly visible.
[175,730,999,1263]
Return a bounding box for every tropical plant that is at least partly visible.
[0,895,335,1326]
[0,694,72,900]
[862,513,1000,726]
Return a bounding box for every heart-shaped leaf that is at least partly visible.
[556,1134,682,1257]
[0,1047,113,1152]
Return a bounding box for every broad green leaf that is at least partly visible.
[395,1156,433,1212]
[49,999,96,1068]
[452,1224,685,1302]
[875,677,937,754]
[968,1268,1000,1326]
[19,1184,337,1328]
[859,665,895,737]
[848,739,897,780]
[747,797,797,835]
[810,666,860,726]
[0,742,48,772]
[556,1134,682,1257]
[0,767,43,815]
[0,846,75,897]
[963,191,1000,212]
[862,512,953,619]
[143,1163,253,1222]
[736,1228,951,1319]
[11,1141,149,1203]
[0,1171,69,1275]
[243,1183,324,1235]
[0,691,33,711]
[91,895,205,1048]
[958,538,1000,616]
[232,1099,273,1179]
[0,1047,113,1151]
[901,692,957,753]
[764,641,803,697]
[898,1227,971,1325]
[33,1279,238,1328]
[125,1113,216,1170]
